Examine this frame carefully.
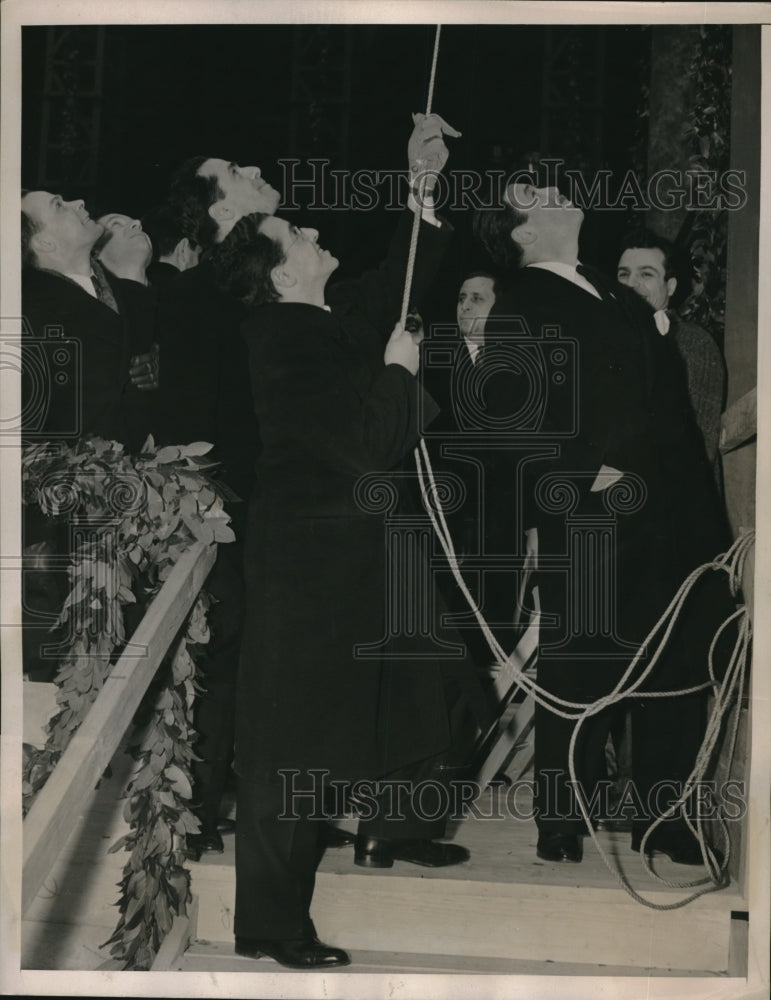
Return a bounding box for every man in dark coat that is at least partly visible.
[21,190,159,681]
[475,178,731,866]
[420,270,524,699]
[141,200,201,291]
[151,158,280,854]
[616,229,726,489]
[21,192,158,452]
[209,121,479,967]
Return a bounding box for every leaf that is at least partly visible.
[130,765,157,792]
[154,891,172,935]
[145,485,165,520]
[108,835,131,855]
[182,516,215,545]
[164,764,192,800]
[212,521,235,543]
[155,446,181,464]
[180,441,214,457]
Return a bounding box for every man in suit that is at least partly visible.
[95,213,153,286]
[20,191,159,680]
[141,200,201,290]
[206,116,483,967]
[616,229,726,485]
[151,160,279,857]
[474,178,730,866]
[421,270,524,676]
[21,192,159,449]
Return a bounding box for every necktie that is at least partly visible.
[91,262,120,314]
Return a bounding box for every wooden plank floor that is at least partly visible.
[178,936,746,977]
[194,782,746,897]
[20,742,747,974]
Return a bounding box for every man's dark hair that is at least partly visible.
[460,269,502,299]
[141,201,200,260]
[21,189,42,269]
[618,228,676,279]
[167,155,223,251]
[473,198,528,271]
[209,213,284,307]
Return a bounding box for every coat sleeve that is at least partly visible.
[326,211,452,341]
[672,321,726,464]
[251,319,436,474]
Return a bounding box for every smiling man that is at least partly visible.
[616,229,726,477]
[474,171,730,868]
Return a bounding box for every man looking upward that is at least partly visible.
[208,116,482,969]
[475,174,729,867]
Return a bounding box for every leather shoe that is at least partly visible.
[632,828,724,867]
[354,835,470,869]
[536,832,583,863]
[235,935,350,969]
[186,825,224,861]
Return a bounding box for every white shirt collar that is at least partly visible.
[653,309,670,335]
[527,260,602,300]
[63,271,98,298]
[463,337,482,364]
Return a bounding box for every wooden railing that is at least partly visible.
[22,540,216,916]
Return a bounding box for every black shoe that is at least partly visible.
[354,835,470,869]
[234,936,350,969]
[536,832,583,863]
[631,828,724,867]
[186,825,225,861]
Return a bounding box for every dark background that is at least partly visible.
[22,23,650,325]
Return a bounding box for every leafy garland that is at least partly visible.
[103,594,210,969]
[22,435,233,969]
[679,24,732,341]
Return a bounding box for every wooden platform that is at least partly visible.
[190,787,746,975]
[20,738,748,977]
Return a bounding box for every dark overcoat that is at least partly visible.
[21,265,156,452]
[485,264,730,661]
[484,264,733,830]
[21,264,157,678]
[234,215,457,784]
[155,260,259,502]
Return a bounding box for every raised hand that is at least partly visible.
[384,321,420,375]
[408,112,461,195]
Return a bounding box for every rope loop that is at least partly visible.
[415,439,753,910]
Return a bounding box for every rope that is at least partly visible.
[415,437,754,908]
[399,24,442,329]
[395,18,750,913]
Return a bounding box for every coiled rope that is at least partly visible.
[399,24,751,909]
[415,438,753,910]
